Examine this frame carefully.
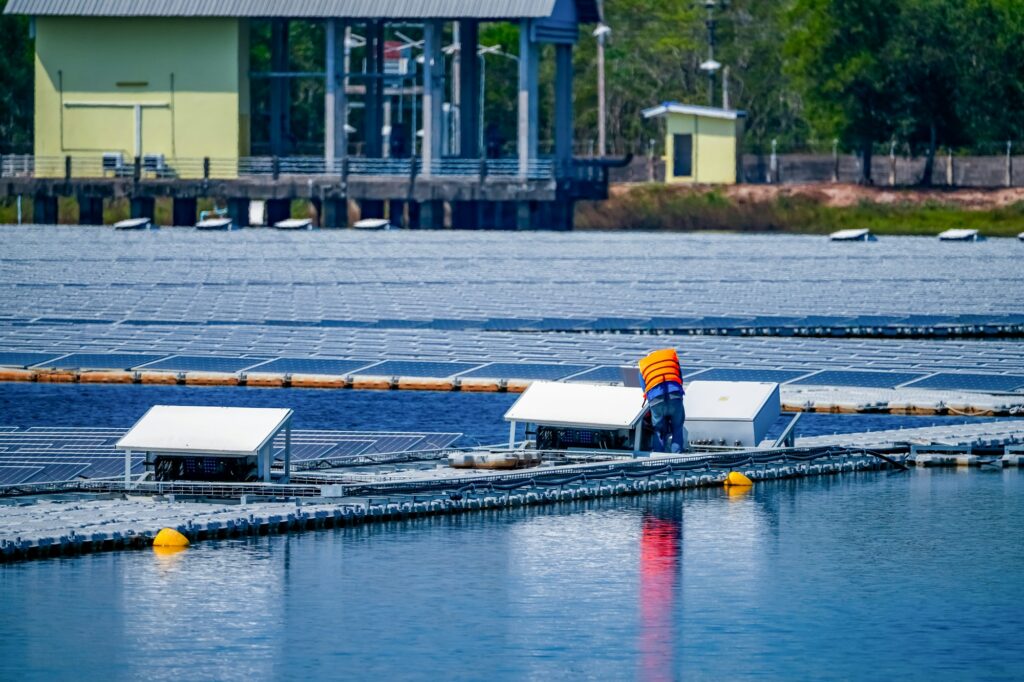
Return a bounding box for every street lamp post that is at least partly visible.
[593,23,611,156]
[700,0,721,107]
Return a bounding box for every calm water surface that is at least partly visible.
[1,469,1022,680]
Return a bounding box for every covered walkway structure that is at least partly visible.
[5,0,620,229]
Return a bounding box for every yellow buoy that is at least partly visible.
[153,527,190,548]
[723,471,753,487]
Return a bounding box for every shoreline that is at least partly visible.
[576,183,1024,236]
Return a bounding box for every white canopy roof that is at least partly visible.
[116,405,292,456]
[505,381,645,429]
[642,102,747,121]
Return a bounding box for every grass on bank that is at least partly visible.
[576,185,1024,236]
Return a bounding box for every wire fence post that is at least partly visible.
[946,148,954,187]
[769,139,778,184]
[888,139,896,187]
[1007,140,1013,188]
[832,139,839,183]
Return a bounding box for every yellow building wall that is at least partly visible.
[663,114,739,184]
[34,17,248,177]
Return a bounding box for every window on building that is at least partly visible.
[673,134,693,177]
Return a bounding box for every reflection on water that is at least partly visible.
[1,469,1023,680]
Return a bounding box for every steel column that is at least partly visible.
[458,20,480,159]
[269,19,290,156]
[421,20,444,177]
[517,20,538,177]
[324,19,348,167]
[554,43,574,173]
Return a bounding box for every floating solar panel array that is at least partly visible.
[3,335,1024,394]
[1,227,1022,330]
[0,427,463,488]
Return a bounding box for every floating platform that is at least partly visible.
[829,228,876,242]
[938,228,984,241]
[352,218,392,230]
[195,217,234,230]
[274,218,314,230]
[112,217,154,230]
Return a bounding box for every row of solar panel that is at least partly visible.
[6,313,1024,332]
[0,428,462,486]
[3,350,1024,392]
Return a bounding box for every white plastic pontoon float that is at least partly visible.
[829,228,876,242]
[113,217,154,230]
[196,217,234,230]
[938,228,984,241]
[115,406,293,485]
[353,218,392,230]
[274,218,314,230]
[501,380,781,456]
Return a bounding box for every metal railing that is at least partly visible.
[0,154,560,181]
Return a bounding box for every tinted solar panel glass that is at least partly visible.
[0,352,66,368]
[790,370,927,389]
[685,368,810,383]
[901,373,1024,392]
[46,353,166,370]
[458,362,593,380]
[354,360,484,377]
[136,356,270,372]
[249,358,378,375]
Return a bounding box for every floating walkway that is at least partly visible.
[2,419,1022,563]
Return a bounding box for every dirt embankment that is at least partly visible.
[579,183,1024,235]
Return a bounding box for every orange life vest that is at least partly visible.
[639,348,683,395]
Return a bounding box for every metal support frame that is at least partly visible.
[124,449,132,486]
[282,419,292,483]
[458,20,480,159]
[421,20,444,177]
[269,19,290,156]
[517,20,538,178]
[554,43,574,173]
[364,20,385,158]
[325,19,349,167]
[508,420,517,449]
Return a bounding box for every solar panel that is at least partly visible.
[247,358,379,376]
[458,362,594,381]
[790,370,927,389]
[135,355,271,373]
[42,353,167,370]
[0,465,44,485]
[900,373,1024,393]
[565,365,631,383]
[354,360,485,377]
[0,352,67,368]
[683,368,811,383]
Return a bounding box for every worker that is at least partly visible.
[639,348,685,453]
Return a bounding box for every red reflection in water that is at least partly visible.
[638,515,680,682]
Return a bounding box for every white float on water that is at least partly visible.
[353,218,392,230]
[938,228,983,241]
[829,228,876,242]
[274,218,314,230]
[195,217,234,230]
[112,217,153,230]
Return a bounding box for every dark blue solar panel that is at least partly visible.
[0,352,66,368]
[527,318,598,331]
[687,316,757,329]
[479,318,542,331]
[459,362,593,381]
[581,318,652,331]
[136,356,270,373]
[353,360,484,377]
[901,373,1024,393]
[248,358,378,375]
[45,353,167,370]
[791,370,927,389]
[565,365,631,383]
[645,317,704,329]
[0,465,44,485]
[684,368,810,383]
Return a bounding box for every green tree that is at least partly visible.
[785,0,900,182]
[0,0,34,151]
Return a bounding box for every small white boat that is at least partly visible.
[829,228,875,242]
[353,218,392,230]
[195,217,234,231]
[938,228,983,241]
[274,218,314,230]
[113,217,154,230]
[1018,232,1024,242]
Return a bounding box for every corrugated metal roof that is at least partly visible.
[642,102,748,121]
[4,0,600,21]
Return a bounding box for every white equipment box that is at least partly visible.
[683,381,780,447]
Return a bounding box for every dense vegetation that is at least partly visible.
[2,0,1024,175]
